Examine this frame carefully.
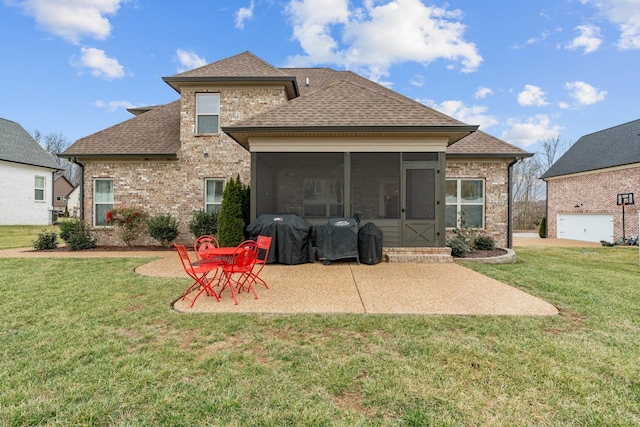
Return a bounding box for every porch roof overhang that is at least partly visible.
[162,76,300,99]
[222,125,478,151]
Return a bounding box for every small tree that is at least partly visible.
[539,216,547,238]
[148,214,179,247]
[217,175,250,247]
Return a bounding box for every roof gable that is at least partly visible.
[62,101,181,158]
[541,118,640,179]
[0,118,61,169]
[172,51,289,78]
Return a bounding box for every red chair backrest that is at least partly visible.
[255,235,272,264]
[231,240,257,271]
[174,244,195,274]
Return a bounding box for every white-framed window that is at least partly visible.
[34,176,45,201]
[303,178,343,217]
[196,93,220,134]
[94,179,114,227]
[205,178,225,213]
[445,179,484,228]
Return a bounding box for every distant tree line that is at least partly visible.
[32,130,80,186]
[512,136,568,230]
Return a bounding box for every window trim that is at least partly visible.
[196,92,220,135]
[205,178,226,213]
[445,178,485,229]
[94,178,114,227]
[34,175,45,202]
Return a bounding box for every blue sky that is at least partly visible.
[1,0,639,154]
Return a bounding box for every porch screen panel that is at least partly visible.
[351,153,400,219]
[406,169,435,220]
[254,153,344,219]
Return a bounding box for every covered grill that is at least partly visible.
[246,213,313,265]
[315,217,360,265]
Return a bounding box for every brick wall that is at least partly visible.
[546,166,640,241]
[445,159,511,248]
[82,85,287,246]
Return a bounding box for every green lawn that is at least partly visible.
[0,225,60,250]
[0,242,639,425]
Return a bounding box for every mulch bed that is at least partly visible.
[453,248,508,259]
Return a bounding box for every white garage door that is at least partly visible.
[557,214,614,243]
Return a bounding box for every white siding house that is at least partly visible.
[0,118,62,225]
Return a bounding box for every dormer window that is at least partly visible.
[196,93,220,134]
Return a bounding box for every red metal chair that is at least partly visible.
[194,235,223,266]
[248,235,272,289]
[175,243,220,307]
[219,240,258,304]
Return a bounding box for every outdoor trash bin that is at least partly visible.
[315,217,359,265]
[358,222,383,265]
[246,213,313,265]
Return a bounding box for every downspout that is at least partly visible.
[51,170,57,224]
[507,157,521,249]
[71,158,85,223]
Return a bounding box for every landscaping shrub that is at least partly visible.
[148,214,179,247]
[33,230,58,250]
[188,209,218,238]
[59,220,97,250]
[447,236,471,257]
[473,235,496,250]
[539,216,547,238]
[217,175,250,247]
[106,207,149,246]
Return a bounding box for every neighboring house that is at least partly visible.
[53,173,74,216]
[541,119,640,243]
[62,51,530,249]
[65,185,80,217]
[0,117,62,225]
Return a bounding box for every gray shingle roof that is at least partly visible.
[541,119,640,179]
[62,101,180,158]
[447,130,532,157]
[173,51,290,78]
[0,117,61,169]
[63,51,528,159]
[225,79,466,128]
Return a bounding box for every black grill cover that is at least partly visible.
[316,218,359,263]
[358,222,383,265]
[246,214,313,265]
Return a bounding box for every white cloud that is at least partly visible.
[176,49,207,73]
[95,100,135,112]
[517,85,548,106]
[566,24,602,53]
[410,75,424,87]
[582,0,640,49]
[564,81,607,105]
[474,86,493,99]
[285,0,482,81]
[501,115,562,147]
[9,0,125,44]
[425,99,498,129]
[235,1,255,29]
[74,47,124,79]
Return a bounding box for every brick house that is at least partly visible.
[62,51,530,249]
[541,119,640,243]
